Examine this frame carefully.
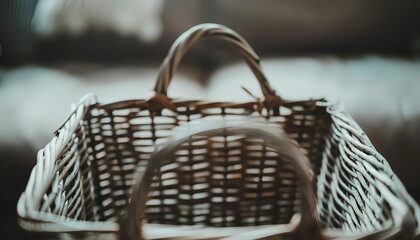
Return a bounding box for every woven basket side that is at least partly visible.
[316,104,420,237]
[17,95,120,237]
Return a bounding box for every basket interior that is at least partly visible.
[146,133,307,226]
[27,98,408,233]
[71,100,331,227]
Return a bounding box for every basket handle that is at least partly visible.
[121,120,322,240]
[154,23,276,98]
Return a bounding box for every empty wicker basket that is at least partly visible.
[17,24,420,240]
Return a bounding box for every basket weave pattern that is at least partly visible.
[17,24,420,240]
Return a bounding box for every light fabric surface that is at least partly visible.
[207,56,420,134]
[0,65,203,149]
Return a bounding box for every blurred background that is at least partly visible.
[1,0,420,239]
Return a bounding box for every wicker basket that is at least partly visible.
[17,23,420,240]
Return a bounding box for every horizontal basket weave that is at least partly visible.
[124,119,321,240]
[17,24,420,240]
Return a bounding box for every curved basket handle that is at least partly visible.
[121,120,322,240]
[154,23,276,98]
